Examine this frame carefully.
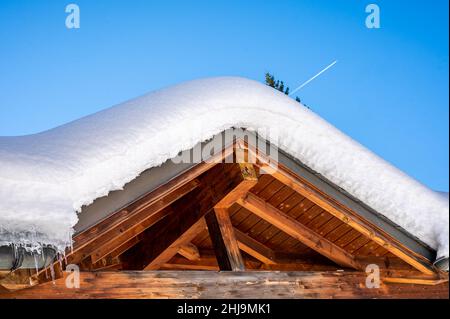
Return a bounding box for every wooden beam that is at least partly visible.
[214,180,257,209]
[178,243,200,261]
[73,143,234,254]
[160,263,219,271]
[74,163,213,251]
[0,284,9,293]
[261,164,436,276]
[254,256,442,275]
[93,263,123,272]
[144,218,207,270]
[234,131,258,182]
[161,255,220,271]
[87,207,172,264]
[383,277,449,286]
[2,271,448,299]
[109,235,143,258]
[169,253,440,279]
[205,208,245,271]
[160,253,341,272]
[81,165,240,269]
[255,263,343,271]
[238,163,258,181]
[33,145,237,284]
[59,177,200,268]
[234,137,436,275]
[89,179,200,263]
[122,163,245,271]
[237,192,361,270]
[233,228,277,265]
[32,161,240,286]
[89,255,122,270]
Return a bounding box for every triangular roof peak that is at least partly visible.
[0,77,448,265]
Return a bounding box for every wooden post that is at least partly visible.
[205,208,245,271]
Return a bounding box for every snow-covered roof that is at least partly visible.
[0,77,448,261]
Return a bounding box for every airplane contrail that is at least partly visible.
[289,60,338,96]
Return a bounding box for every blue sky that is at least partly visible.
[0,0,448,191]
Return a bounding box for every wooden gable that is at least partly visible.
[1,138,448,299]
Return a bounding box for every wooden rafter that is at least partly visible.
[178,243,200,261]
[109,235,143,259]
[235,138,437,276]
[26,144,249,283]
[234,228,277,265]
[263,164,436,275]
[122,163,245,271]
[70,143,236,264]
[31,162,218,285]
[89,179,200,264]
[144,218,207,270]
[74,178,201,266]
[205,208,245,271]
[237,192,361,270]
[214,179,257,209]
[93,262,123,272]
[74,164,213,252]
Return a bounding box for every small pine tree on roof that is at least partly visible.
[264,73,303,105]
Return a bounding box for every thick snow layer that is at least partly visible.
[0,77,448,261]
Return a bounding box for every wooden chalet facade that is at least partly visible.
[1,132,448,299]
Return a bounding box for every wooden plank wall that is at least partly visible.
[1,271,448,299]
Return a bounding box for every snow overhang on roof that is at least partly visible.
[0,77,448,265]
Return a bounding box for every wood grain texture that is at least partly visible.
[1,271,447,299]
[205,209,245,271]
[178,243,201,261]
[144,218,207,270]
[237,192,361,270]
[122,165,243,270]
[234,228,277,265]
[259,163,436,275]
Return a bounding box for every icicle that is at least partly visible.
[11,243,17,259]
[30,231,37,254]
[63,249,68,265]
[58,253,64,271]
[49,262,56,285]
[33,253,39,274]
